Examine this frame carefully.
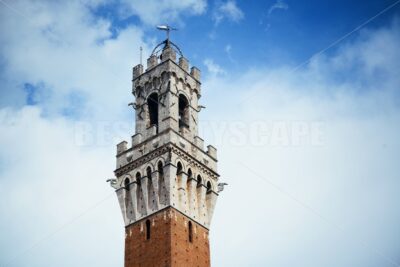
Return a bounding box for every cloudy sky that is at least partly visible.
[1,0,400,266]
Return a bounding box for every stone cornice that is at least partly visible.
[115,142,219,179]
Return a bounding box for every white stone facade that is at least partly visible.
[113,45,219,229]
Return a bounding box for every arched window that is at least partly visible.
[178,94,189,129]
[158,161,164,201]
[124,178,130,190]
[197,175,202,188]
[176,162,183,175]
[147,93,159,132]
[188,221,193,243]
[206,181,212,193]
[136,172,141,186]
[146,166,152,180]
[158,161,164,177]
[176,162,183,188]
[146,219,151,240]
[187,169,192,187]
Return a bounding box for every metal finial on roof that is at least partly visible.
[152,24,183,57]
[156,25,177,42]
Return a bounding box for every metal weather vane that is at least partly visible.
[152,24,183,57]
[156,25,177,42]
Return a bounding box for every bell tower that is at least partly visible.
[109,29,220,267]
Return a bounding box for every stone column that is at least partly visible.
[163,163,176,207]
[178,172,188,213]
[129,182,138,221]
[187,177,197,219]
[197,184,207,224]
[151,170,160,210]
[140,176,149,215]
[116,188,128,225]
[205,191,218,227]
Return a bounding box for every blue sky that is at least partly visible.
[91,0,400,68]
[1,1,400,267]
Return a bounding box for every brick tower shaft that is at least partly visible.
[125,207,210,267]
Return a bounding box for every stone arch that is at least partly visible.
[177,90,190,103]
[206,180,212,193]
[173,158,186,171]
[187,168,193,181]
[143,162,155,173]
[124,176,131,190]
[156,157,166,167]
[135,171,142,185]
[196,175,202,187]
[176,161,183,173]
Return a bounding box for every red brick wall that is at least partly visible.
[125,207,210,267]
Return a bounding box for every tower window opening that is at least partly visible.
[147,93,159,132]
[188,221,193,243]
[136,172,141,187]
[176,162,183,175]
[124,178,130,190]
[206,181,212,193]
[147,166,152,181]
[158,161,164,177]
[178,94,189,129]
[197,175,202,188]
[146,219,151,240]
[187,169,192,184]
[177,162,183,188]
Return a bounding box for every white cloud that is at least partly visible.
[1,1,400,267]
[0,0,149,120]
[224,44,236,63]
[203,58,226,76]
[200,20,400,267]
[0,106,123,266]
[268,0,289,16]
[119,0,207,25]
[213,0,244,25]
[0,1,210,266]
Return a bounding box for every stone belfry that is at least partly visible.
[109,28,220,267]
